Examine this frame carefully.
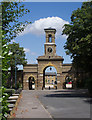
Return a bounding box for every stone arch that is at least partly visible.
[42,64,57,89]
[63,74,73,89]
[28,75,36,90]
[27,74,36,81]
[41,62,58,73]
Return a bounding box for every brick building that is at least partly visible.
[23,28,81,90]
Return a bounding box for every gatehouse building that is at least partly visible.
[23,28,74,90]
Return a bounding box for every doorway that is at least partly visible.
[29,76,35,90]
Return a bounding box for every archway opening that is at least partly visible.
[64,76,73,89]
[29,76,35,90]
[48,34,52,43]
[43,66,57,89]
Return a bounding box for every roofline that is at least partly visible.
[37,57,64,61]
[23,64,38,66]
[8,70,23,72]
[45,72,57,76]
[44,28,56,33]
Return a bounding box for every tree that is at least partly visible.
[2,1,30,42]
[1,1,31,87]
[62,1,92,74]
[2,39,10,87]
[8,42,27,88]
[1,1,30,119]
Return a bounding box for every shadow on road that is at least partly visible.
[44,89,92,104]
[52,89,88,93]
[44,93,89,98]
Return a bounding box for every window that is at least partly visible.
[48,80,50,83]
[52,80,54,84]
[48,34,52,42]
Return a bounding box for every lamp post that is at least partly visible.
[15,55,17,90]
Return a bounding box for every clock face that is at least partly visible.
[48,47,53,53]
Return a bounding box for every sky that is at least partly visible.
[12,2,83,70]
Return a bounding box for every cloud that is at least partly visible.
[24,48,30,53]
[24,48,37,56]
[31,52,37,55]
[20,17,69,37]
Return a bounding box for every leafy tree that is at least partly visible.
[2,1,30,42]
[2,40,10,87]
[1,1,31,87]
[8,42,27,88]
[1,1,30,119]
[62,1,92,74]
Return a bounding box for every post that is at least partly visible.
[15,56,17,89]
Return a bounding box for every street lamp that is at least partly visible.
[15,55,17,90]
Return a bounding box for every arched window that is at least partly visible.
[52,80,54,84]
[48,80,50,83]
[48,34,52,42]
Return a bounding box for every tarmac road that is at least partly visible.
[14,89,91,119]
[38,89,91,119]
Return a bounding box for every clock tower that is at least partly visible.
[37,27,64,89]
[44,28,56,58]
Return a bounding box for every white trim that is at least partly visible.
[40,74,43,76]
[57,74,60,76]
[44,43,55,45]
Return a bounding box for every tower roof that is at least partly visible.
[44,27,56,33]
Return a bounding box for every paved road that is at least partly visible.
[15,89,91,119]
[38,89,90,119]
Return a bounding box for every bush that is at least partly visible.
[17,82,22,89]
[0,87,9,120]
[5,89,15,96]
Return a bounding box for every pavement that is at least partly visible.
[15,90,52,118]
[14,89,91,119]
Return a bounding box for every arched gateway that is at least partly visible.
[23,28,72,90]
[29,76,35,90]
